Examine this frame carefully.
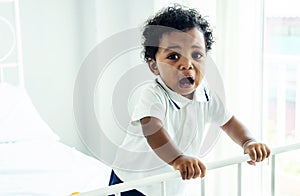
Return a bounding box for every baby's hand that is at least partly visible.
[170,155,206,180]
[244,142,271,165]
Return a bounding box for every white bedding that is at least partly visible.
[0,83,110,196]
[0,140,110,196]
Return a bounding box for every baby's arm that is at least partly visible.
[140,117,206,180]
[221,116,271,165]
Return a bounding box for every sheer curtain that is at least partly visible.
[209,1,265,195]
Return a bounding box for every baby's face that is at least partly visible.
[151,28,206,99]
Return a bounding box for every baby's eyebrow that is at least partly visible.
[192,44,205,51]
[162,44,205,53]
[162,45,181,52]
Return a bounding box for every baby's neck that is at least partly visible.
[182,92,194,100]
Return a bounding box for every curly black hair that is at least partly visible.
[142,4,214,62]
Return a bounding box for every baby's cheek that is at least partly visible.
[194,68,203,87]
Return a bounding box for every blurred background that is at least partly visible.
[0,0,299,195]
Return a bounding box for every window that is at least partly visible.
[262,0,300,195]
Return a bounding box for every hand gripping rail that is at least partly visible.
[77,143,300,196]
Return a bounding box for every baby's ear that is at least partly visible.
[148,60,159,75]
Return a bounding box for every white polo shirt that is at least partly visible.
[112,76,232,195]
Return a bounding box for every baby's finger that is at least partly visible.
[248,148,257,162]
[247,160,256,166]
[186,164,194,180]
[198,162,206,178]
[179,165,188,180]
[255,145,263,162]
[193,163,201,179]
[261,145,269,161]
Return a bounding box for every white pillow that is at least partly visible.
[0,83,59,142]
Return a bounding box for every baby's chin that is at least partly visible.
[177,88,196,99]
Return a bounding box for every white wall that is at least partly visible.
[20,0,86,152]
[19,0,156,155]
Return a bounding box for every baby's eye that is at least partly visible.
[192,52,203,59]
[167,53,180,60]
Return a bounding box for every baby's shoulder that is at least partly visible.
[130,81,167,104]
[135,80,165,95]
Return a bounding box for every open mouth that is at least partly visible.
[179,76,195,88]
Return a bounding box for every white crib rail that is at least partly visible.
[78,143,300,196]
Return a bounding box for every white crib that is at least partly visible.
[78,143,300,196]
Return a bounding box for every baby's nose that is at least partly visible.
[179,57,193,70]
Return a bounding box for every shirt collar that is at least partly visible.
[155,76,210,110]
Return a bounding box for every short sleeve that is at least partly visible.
[208,89,232,126]
[130,84,166,126]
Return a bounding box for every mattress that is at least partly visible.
[0,140,110,196]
